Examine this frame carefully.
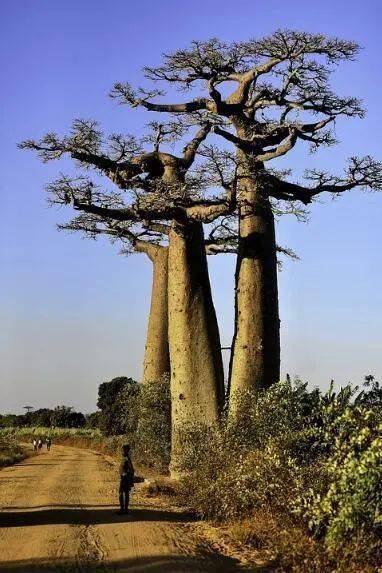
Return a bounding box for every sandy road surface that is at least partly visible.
[0,445,242,572]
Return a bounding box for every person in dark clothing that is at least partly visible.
[118,444,134,514]
[46,437,52,451]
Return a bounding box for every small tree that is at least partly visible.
[97,376,139,435]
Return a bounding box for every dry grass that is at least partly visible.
[141,477,180,498]
[0,439,31,468]
[228,511,333,572]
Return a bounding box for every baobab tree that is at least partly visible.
[111,30,382,402]
[23,406,34,414]
[20,120,236,472]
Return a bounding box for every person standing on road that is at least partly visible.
[33,438,37,451]
[38,439,43,450]
[118,444,134,515]
[46,437,52,451]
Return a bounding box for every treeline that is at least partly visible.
[0,378,142,432]
[0,405,86,429]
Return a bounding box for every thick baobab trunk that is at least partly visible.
[228,151,280,408]
[142,246,170,383]
[168,221,225,476]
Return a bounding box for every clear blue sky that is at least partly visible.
[1,0,381,413]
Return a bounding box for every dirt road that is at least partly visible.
[0,445,242,572]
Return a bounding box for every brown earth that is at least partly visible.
[0,445,245,572]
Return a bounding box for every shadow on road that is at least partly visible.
[0,505,196,527]
[0,554,249,572]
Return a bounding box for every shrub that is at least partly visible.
[0,434,28,467]
[301,407,382,567]
[134,375,171,472]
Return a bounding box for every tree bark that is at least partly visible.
[168,221,225,476]
[142,246,170,383]
[228,149,280,409]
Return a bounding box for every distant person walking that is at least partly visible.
[38,439,43,450]
[46,437,51,451]
[32,439,37,451]
[118,444,134,515]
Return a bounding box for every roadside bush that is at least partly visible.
[300,407,382,567]
[0,434,28,467]
[178,379,382,571]
[229,512,334,573]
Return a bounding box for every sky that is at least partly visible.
[1,0,381,413]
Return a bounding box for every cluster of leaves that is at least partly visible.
[177,378,381,571]
[298,407,382,563]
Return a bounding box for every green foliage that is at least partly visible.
[355,374,382,409]
[0,414,22,428]
[0,426,101,441]
[85,411,102,429]
[97,376,140,436]
[134,375,171,471]
[50,406,86,428]
[300,407,382,563]
[91,374,171,470]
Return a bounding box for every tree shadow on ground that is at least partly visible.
[0,505,196,527]
[0,553,253,572]
[13,463,55,467]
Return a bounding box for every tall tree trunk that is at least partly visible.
[142,246,170,383]
[228,150,280,409]
[168,221,225,476]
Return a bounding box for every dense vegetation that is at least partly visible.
[177,377,382,572]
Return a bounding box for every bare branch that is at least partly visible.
[267,156,382,204]
[182,122,212,167]
[256,129,298,162]
[110,82,210,113]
